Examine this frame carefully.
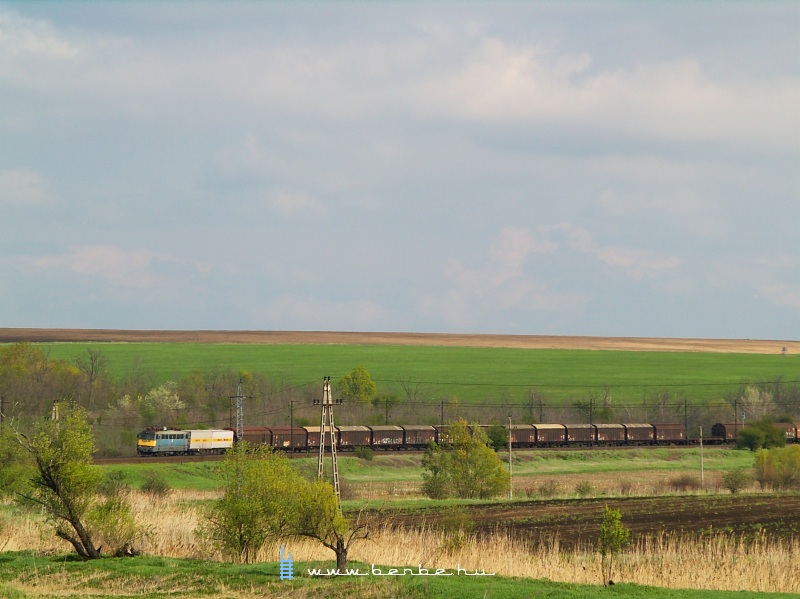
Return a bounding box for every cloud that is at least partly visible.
[420,227,587,327]
[0,168,58,207]
[417,37,799,149]
[15,245,200,292]
[552,224,681,279]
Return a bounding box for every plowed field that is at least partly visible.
[390,494,800,548]
[1,328,797,354]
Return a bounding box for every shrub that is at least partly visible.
[575,481,593,497]
[98,470,131,497]
[738,420,786,451]
[667,474,701,492]
[721,468,751,494]
[141,471,171,497]
[538,480,559,498]
[598,505,629,587]
[754,446,800,490]
[353,446,374,461]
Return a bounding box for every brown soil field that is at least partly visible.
[1,328,797,354]
[389,494,800,548]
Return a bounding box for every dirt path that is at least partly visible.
[1,328,797,354]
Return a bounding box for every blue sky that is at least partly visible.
[1,2,798,339]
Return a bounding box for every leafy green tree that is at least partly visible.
[421,442,450,499]
[293,479,369,570]
[204,443,303,563]
[421,419,510,499]
[737,419,786,451]
[598,505,629,587]
[335,366,376,403]
[204,442,367,568]
[754,445,800,490]
[14,404,104,559]
[486,424,508,451]
[0,425,31,497]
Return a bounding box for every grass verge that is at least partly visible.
[0,552,795,598]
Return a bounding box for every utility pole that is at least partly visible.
[230,380,250,442]
[699,425,704,486]
[0,395,3,428]
[440,399,444,427]
[384,396,389,425]
[316,377,341,501]
[508,414,513,500]
[288,399,295,451]
[684,398,688,431]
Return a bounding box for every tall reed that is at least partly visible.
[1,492,797,593]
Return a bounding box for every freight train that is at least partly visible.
[137,421,800,456]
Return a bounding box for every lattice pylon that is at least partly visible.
[316,376,341,501]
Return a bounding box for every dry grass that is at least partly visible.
[2,491,798,593]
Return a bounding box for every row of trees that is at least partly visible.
[3,342,799,457]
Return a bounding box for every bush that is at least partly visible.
[141,471,171,497]
[86,495,140,556]
[667,474,701,492]
[98,470,131,497]
[575,481,593,497]
[721,468,750,494]
[538,480,559,498]
[353,446,374,461]
[754,446,800,490]
[738,420,786,451]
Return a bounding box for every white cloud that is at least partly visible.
[418,38,799,149]
[420,227,587,327]
[0,168,58,206]
[16,245,197,292]
[555,224,682,279]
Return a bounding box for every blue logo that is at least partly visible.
[279,544,294,580]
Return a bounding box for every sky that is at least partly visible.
[1,2,798,339]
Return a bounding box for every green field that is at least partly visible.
[98,448,751,493]
[34,342,800,405]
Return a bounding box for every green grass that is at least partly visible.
[94,448,755,492]
[96,462,223,491]
[33,342,800,405]
[0,552,793,598]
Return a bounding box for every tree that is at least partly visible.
[204,443,304,563]
[293,479,369,570]
[754,446,800,490]
[598,505,629,587]
[14,404,103,559]
[420,419,510,499]
[335,366,376,403]
[737,419,786,451]
[204,442,367,568]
